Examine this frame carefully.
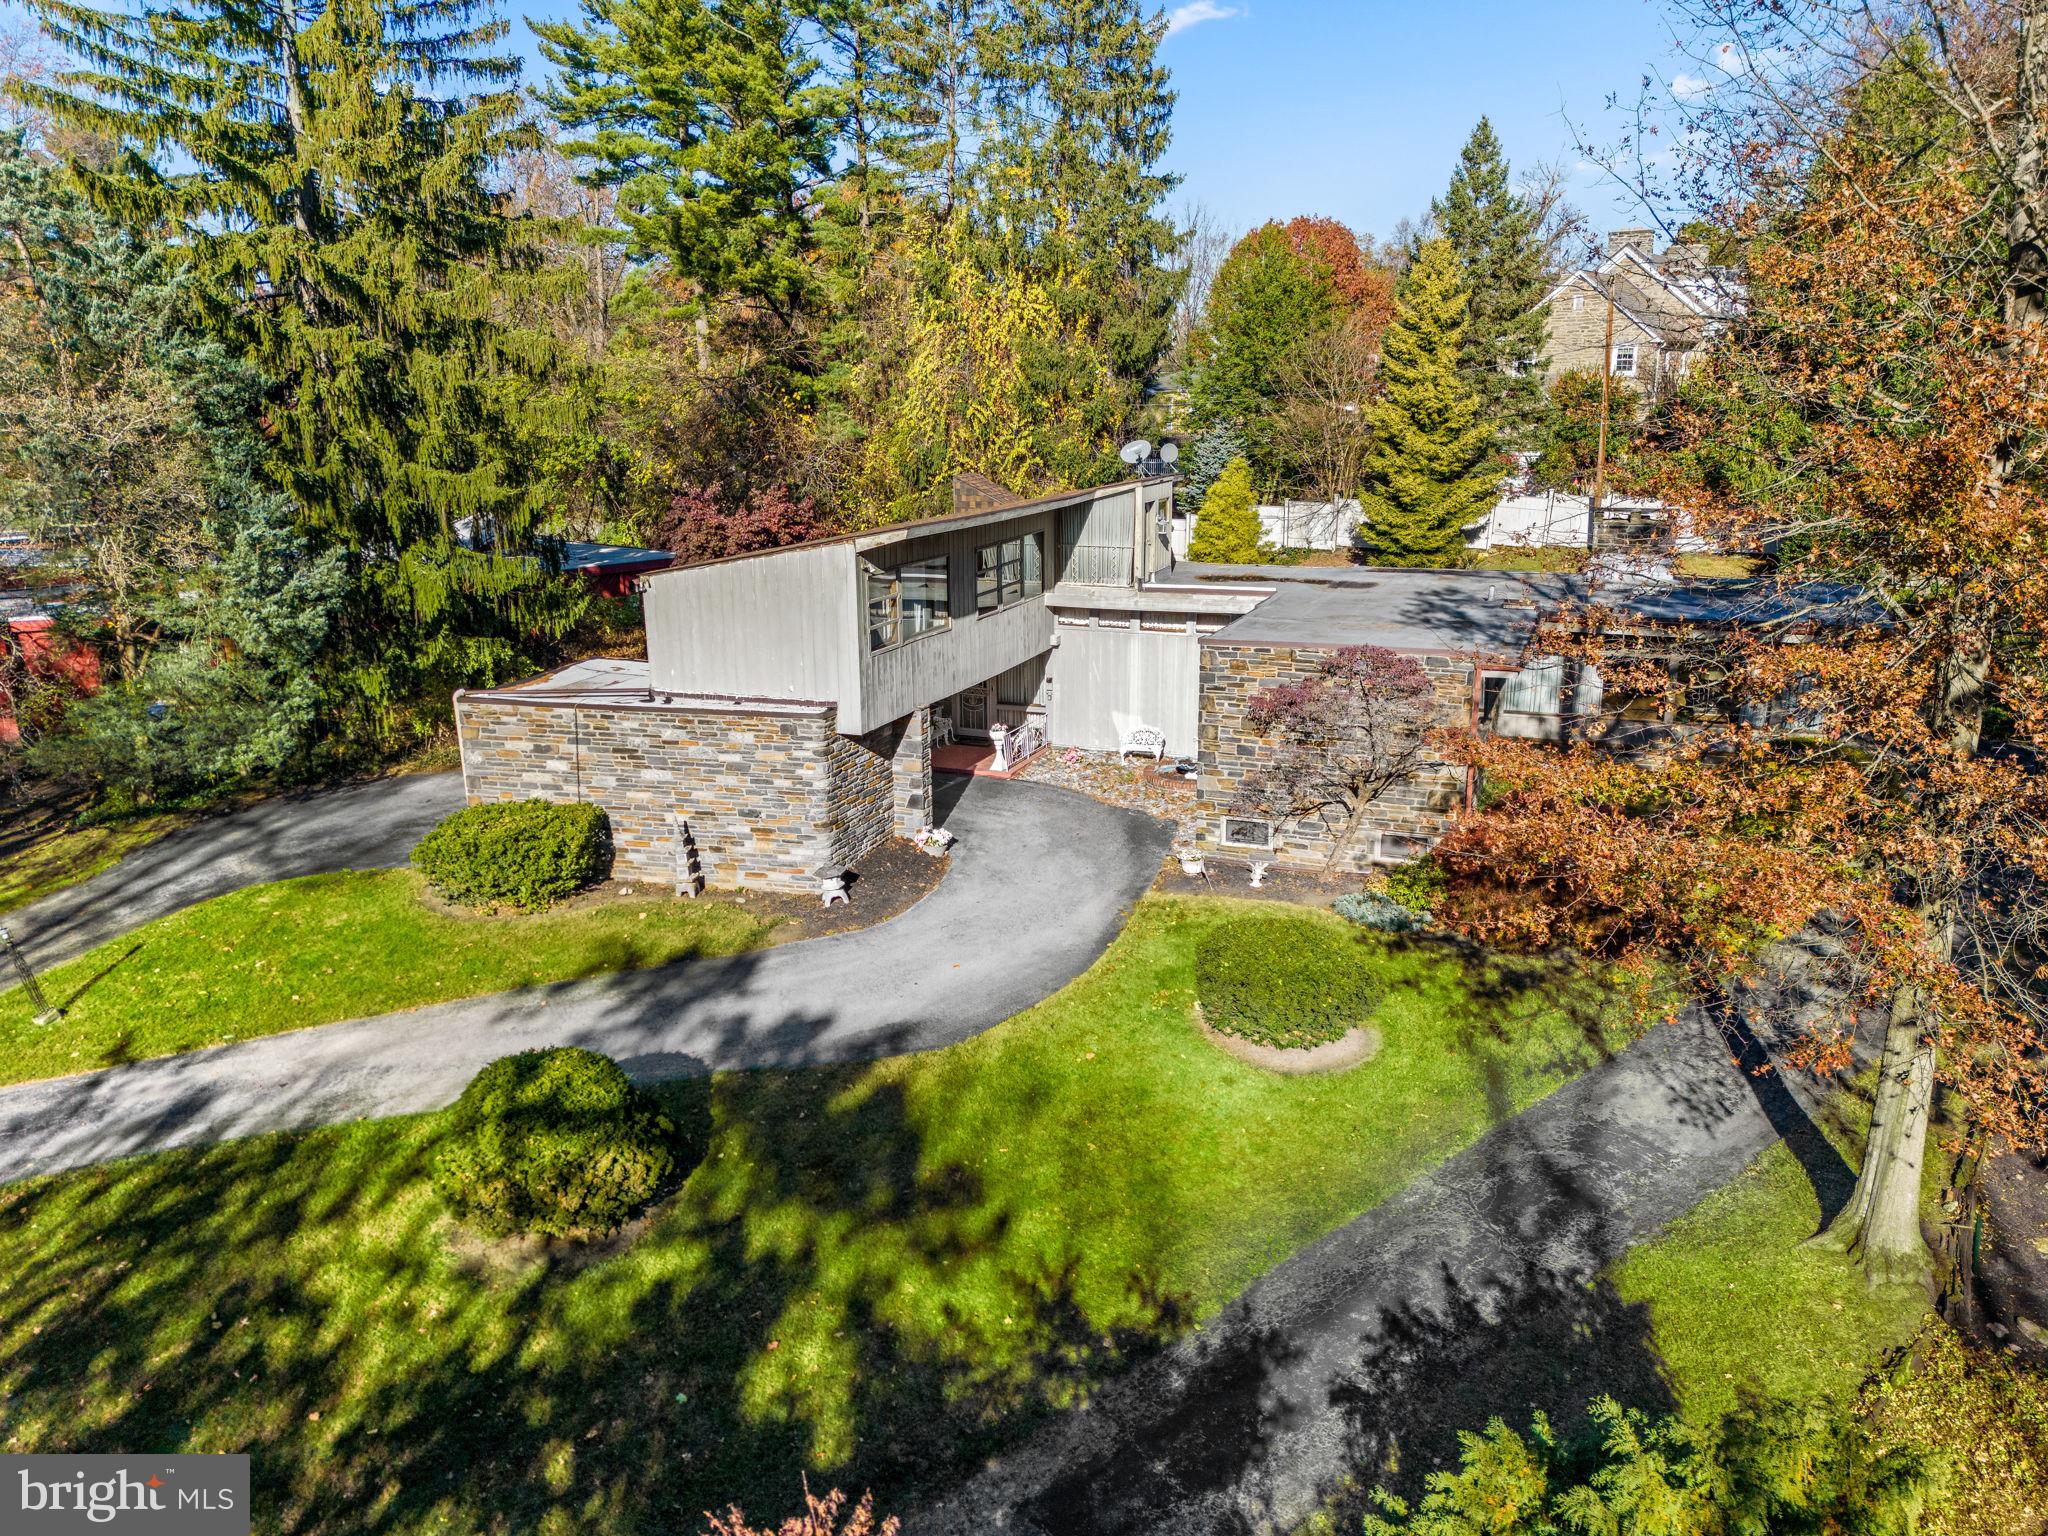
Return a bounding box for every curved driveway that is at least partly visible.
[7,772,468,971]
[0,775,1171,1183]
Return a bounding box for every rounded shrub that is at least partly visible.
[1194,913,1384,1050]
[1381,855,1448,916]
[433,1047,679,1238]
[412,800,612,911]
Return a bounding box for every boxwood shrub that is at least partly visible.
[412,800,612,911]
[1194,913,1384,1049]
[433,1047,680,1238]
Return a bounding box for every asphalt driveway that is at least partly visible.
[0,774,1173,1182]
[6,772,467,971]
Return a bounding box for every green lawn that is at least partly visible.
[1466,546,1590,572]
[1610,1135,1932,1420]
[0,896,1638,1532]
[0,870,777,1086]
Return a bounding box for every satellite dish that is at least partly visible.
[1118,439,1152,466]
[1158,441,1179,465]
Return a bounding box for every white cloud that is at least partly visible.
[1165,1,1241,37]
[1670,72,1713,102]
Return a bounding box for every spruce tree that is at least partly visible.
[1357,240,1500,567]
[18,0,573,703]
[536,0,836,324]
[1186,456,1265,563]
[1432,117,1549,446]
[1180,424,1249,510]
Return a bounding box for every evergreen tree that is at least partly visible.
[1186,455,1265,563]
[19,0,575,709]
[1432,118,1549,446]
[0,131,344,799]
[1179,424,1249,510]
[975,0,1182,386]
[868,0,989,217]
[1357,239,1500,567]
[536,0,836,326]
[1188,223,1335,482]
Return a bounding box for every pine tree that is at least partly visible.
[18,0,574,706]
[1186,456,1266,563]
[975,0,1182,386]
[1432,118,1549,446]
[868,0,990,217]
[537,0,836,326]
[1357,240,1500,568]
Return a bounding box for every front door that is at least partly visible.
[956,685,990,737]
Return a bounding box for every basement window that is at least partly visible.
[1221,817,1273,849]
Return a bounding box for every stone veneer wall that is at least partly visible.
[1196,642,1475,873]
[456,692,929,892]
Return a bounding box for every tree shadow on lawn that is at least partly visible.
[1378,931,1639,1128]
[0,1053,1194,1533]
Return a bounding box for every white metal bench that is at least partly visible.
[1119,725,1167,762]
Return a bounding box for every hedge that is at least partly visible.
[412,800,612,911]
[1194,913,1384,1049]
[433,1047,680,1239]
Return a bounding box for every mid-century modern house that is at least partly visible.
[455,473,1811,890]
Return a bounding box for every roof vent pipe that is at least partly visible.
[1487,584,1498,604]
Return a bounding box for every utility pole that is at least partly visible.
[1589,286,1616,551]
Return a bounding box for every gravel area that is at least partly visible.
[1018,748,1202,842]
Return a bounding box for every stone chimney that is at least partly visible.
[1658,240,1711,268]
[1606,228,1655,260]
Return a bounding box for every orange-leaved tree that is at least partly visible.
[1436,7,2048,1285]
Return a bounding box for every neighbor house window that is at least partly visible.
[1571,292,1585,312]
[1611,342,1638,377]
[1221,817,1273,849]
[975,531,1045,613]
[865,556,950,651]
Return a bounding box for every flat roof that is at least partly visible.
[1195,568,1550,654]
[458,657,833,715]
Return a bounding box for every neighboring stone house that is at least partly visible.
[1539,228,1744,400]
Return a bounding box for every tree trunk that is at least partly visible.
[1809,975,1935,1285]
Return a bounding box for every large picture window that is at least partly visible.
[975,531,1044,613]
[865,557,950,651]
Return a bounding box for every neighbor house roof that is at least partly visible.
[557,540,675,574]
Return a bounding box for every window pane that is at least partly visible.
[1501,658,1564,715]
[1021,532,1043,597]
[899,558,949,638]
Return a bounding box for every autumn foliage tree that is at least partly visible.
[652,483,836,566]
[1234,645,1436,870]
[1436,9,2048,1285]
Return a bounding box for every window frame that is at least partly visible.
[864,554,952,652]
[974,530,1045,614]
[1610,341,1639,378]
[1220,817,1274,850]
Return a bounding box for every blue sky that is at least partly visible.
[1137,0,1685,241]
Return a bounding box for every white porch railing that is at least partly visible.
[989,715,1046,773]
